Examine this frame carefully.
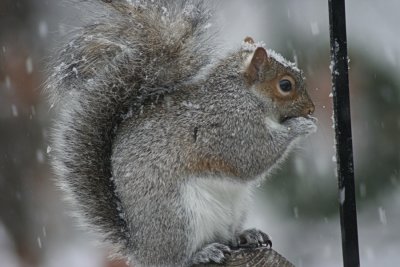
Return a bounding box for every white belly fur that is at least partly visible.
[182,177,255,255]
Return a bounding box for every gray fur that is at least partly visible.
[45,0,316,266]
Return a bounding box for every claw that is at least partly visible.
[236,228,272,248]
[260,231,272,248]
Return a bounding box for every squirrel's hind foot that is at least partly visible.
[235,228,272,249]
[190,243,231,265]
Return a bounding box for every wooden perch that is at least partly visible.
[193,247,294,267]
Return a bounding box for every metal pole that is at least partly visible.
[328,0,360,266]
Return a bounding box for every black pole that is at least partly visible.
[328,1,360,267]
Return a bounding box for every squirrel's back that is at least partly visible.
[45,0,215,256]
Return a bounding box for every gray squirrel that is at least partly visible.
[45,0,317,266]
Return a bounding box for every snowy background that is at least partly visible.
[0,0,399,266]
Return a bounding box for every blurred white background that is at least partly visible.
[0,0,399,266]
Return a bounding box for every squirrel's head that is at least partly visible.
[243,37,315,123]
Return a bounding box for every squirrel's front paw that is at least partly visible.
[283,116,317,136]
[234,228,272,248]
[190,243,231,265]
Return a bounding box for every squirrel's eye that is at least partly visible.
[279,79,292,92]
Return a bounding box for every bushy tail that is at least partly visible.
[45,0,214,256]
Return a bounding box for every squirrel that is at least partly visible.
[45,0,317,266]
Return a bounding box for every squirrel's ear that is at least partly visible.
[245,47,268,84]
[244,36,255,44]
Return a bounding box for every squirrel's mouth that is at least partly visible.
[279,115,316,124]
[279,115,294,124]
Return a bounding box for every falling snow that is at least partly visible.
[26,57,33,74]
[293,206,299,219]
[37,237,42,249]
[31,106,36,116]
[359,183,367,198]
[5,76,11,89]
[38,21,48,38]
[11,105,18,117]
[339,187,345,205]
[36,150,45,163]
[310,22,320,35]
[378,207,387,225]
